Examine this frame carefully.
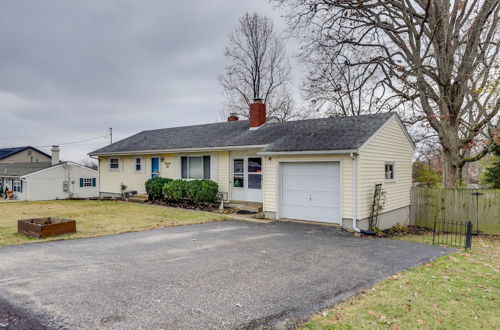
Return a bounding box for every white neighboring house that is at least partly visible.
[0,146,99,201]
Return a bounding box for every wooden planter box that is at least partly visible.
[18,217,76,239]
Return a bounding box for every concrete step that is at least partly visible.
[127,194,149,204]
[131,194,149,200]
[226,201,263,213]
[128,198,147,204]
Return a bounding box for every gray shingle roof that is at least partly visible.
[0,162,52,177]
[0,146,51,160]
[90,113,396,155]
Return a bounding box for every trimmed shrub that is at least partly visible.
[186,180,219,203]
[145,177,172,200]
[163,180,187,201]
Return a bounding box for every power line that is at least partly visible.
[32,135,109,148]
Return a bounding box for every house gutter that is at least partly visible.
[350,152,361,233]
[258,149,358,156]
[88,144,269,157]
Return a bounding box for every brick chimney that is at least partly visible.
[228,113,239,122]
[249,98,266,128]
[51,145,60,166]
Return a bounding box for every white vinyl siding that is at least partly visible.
[99,154,173,194]
[358,117,414,219]
[23,164,99,201]
[217,151,230,199]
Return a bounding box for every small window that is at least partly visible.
[13,180,22,193]
[248,158,262,189]
[233,159,244,187]
[181,156,211,180]
[385,163,395,180]
[109,158,120,170]
[80,178,96,187]
[135,158,142,172]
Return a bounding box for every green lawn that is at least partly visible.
[0,200,226,246]
[304,235,499,329]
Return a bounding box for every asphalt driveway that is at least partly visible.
[0,220,449,329]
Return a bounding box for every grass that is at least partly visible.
[0,200,226,247]
[304,235,500,329]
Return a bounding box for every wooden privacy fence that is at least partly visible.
[411,187,500,235]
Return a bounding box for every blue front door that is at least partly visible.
[151,157,160,178]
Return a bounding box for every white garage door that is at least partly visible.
[280,162,341,223]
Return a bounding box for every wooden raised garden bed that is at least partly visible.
[18,217,76,239]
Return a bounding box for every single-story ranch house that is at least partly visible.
[90,100,415,231]
[0,146,99,201]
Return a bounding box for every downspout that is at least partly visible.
[90,155,100,198]
[350,153,361,233]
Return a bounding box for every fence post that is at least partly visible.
[465,220,473,250]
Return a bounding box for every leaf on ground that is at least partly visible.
[417,319,425,325]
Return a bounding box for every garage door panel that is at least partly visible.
[282,190,339,206]
[280,162,340,224]
[282,176,338,190]
[282,163,338,176]
[282,204,340,222]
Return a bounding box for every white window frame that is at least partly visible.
[109,158,121,171]
[133,157,144,173]
[13,180,22,192]
[83,178,93,187]
[181,155,211,180]
[385,162,395,181]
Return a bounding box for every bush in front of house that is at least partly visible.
[162,179,187,201]
[145,177,172,200]
[186,180,219,203]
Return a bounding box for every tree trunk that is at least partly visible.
[442,151,461,188]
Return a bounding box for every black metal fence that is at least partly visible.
[432,218,473,250]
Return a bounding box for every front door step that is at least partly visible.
[227,201,263,213]
[128,194,149,204]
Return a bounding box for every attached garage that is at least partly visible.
[279,162,341,223]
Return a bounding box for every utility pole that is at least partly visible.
[109,127,113,145]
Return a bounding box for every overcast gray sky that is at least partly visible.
[0,0,299,162]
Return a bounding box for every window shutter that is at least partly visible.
[92,178,96,187]
[20,181,23,193]
[80,178,84,187]
[203,156,211,180]
[181,156,188,179]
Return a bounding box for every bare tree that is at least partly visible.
[219,12,296,121]
[80,158,98,171]
[277,0,500,188]
[302,40,399,117]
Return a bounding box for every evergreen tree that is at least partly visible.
[483,145,500,188]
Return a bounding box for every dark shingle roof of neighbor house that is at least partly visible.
[90,113,399,155]
[0,146,51,160]
[0,162,52,177]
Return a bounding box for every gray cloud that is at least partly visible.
[0,0,296,161]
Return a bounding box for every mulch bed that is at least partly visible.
[148,199,237,214]
[382,225,434,237]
